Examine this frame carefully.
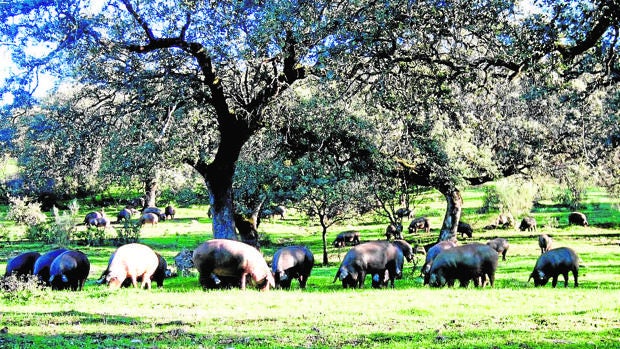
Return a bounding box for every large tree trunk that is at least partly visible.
[438,187,462,243]
[144,173,158,208]
[194,116,252,240]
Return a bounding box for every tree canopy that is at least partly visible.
[1,0,619,241]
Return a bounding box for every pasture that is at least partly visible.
[1,187,619,348]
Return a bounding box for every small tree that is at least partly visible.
[293,158,372,265]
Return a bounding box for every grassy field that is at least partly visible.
[0,187,619,348]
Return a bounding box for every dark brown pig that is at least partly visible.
[192,239,274,291]
[568,212,588,226]
[529,247,579,288]
[33,248,69,286]
[116,207,136,223]
[333,231,361,248]
[538,234,553,255]
[4,252,40,278]
[391,239,414,262]
[486,238,509,261]
[333,241,403,289]
[271,246,314,289]
[49,250,90,291]
[385,223,403,240]
[519,217,537,232]
[408,217,430,234]
[84,211,103,226]
[165,205,176,220]
[457,221,473,238]
[105,243,160,289]
[421,240,457,285]
[428,243,498,288]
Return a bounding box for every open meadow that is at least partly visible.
[1,187,619,348]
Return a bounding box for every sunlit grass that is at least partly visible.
[0,186,619,348]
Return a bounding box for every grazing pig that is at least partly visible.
[139,212,159,226]
[333,231,361,248]
[165,205,176,220]
[391,239,414,262]
[93,216,111,229]
[49,250,90,291]
[457,221,473,238]
[421,240,457,285]
[496,213,515,228]
[395,208,414,219]
[486,238,510,261]
[568,212,588,226]
[116,207,136,223]
[273,205,286,219]
[33,248,69,286]
[4,252,41,278]
[105,243,160,289]
[519,217,537,232]
[408,217,430,234]
[528,247,579,288]
[84,211,103,226]
[192,239,274,291]
[99,252,169,288]
[538,234,553,255]
[428,243,498,288]
[385,223,403,240]
[271,246,314,289]
[143,207,166,221]
[333,241,403,289]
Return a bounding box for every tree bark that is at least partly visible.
[144,173,158,208]
[438,187,462,243]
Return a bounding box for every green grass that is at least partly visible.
[0,187,619,348]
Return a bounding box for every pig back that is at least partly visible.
[108,243,159,283]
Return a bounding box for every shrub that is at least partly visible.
[6,195,47,226]
[0,274,46,303]
[557,164,591,210]
[479,178,538,217]
[114,221,141,245]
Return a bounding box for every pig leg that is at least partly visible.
[130,275,138,288]
[562,272,569,288]
[551,275,559,288]
[355,271,364,288]
[240,272,247,290]
[572,269,579,287]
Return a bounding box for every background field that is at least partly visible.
[1,187,619,348]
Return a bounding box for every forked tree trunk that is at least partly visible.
[438,187,462,243]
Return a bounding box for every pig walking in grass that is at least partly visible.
[49,250,90,291]
[529,247,579,288]
[192,239,274,291]
[271,246,314,289]
[105,243,160,290]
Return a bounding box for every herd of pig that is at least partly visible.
[2,211,587,291]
